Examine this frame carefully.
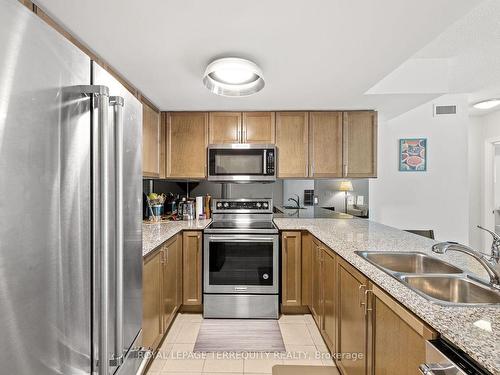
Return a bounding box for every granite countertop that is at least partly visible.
[274,205,354,219]
[273,217,500,374]
[142,219,211,256]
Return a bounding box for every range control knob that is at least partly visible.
[216,202,222,208]
[263,202,269,208]
[223,202,229,208]
[256,202,262,208]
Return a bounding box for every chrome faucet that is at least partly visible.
[287,194,301,209]
[477,225,500,259]
[432,240,500,288]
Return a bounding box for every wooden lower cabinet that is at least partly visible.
[288,234,439,375]
[282,232,302,306]
[336,257,370,375]
[143,233,184,351]
[183,231,203,305]
[321,248,336,353]
[142,249,162,349]
[310,237,323,327]
[301,232,313,307]
[161,234,181,331]
[371,284,437,375]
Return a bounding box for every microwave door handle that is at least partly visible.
[263,149,267,174]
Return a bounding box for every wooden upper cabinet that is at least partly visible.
[282,231,302,306]
[182,231,202,305]
[142,104,161,177]
[242,112,275,144]
[276,112,309,178]
[309,112,343,178]
[343,111,377,178]
[372,284,437,375]
[166,112,208,179]
[209,112,242,144]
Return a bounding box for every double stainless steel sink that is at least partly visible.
[356,251,500,306]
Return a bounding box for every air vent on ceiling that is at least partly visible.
[433,105,457,116]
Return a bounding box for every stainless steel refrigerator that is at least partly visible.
[0,1,144,374]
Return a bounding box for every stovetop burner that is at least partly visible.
[205,198,277,234]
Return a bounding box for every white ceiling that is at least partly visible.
[365,0,500,117]
[34,0,483,117]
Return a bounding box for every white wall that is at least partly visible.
[468,117,482,248]
[470,110,500,247]
[495,145,500,211]
[370,94,470,243]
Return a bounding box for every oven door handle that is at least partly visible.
[207,236,276,242]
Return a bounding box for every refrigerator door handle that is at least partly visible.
[110,96,125,367]
[88,85,111,375]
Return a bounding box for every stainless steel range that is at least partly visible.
[204,198,279,319]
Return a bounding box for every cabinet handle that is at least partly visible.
[358,284,367,308]
[160,250,166,264]
[364,289,373,315]
[343,163,348,176]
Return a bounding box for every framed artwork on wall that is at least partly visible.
[399,138,427,171]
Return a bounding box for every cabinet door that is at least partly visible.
[242,112,275,144]
[209,112,242,144]
[161,237,178,331]
[142,250,162,349]
[282,232,302,306]
[311,238,323,327]
[343,111,377,178]
[301,232,313,307]
[175,234,183,310]
[166,112,208,178]
[309,112,343,177]
[337,258,369,375]
[182,231,202,305]
[276,112,309,178]
[142,104,160,177]
[321,248,336,353]
[372,284,436,375]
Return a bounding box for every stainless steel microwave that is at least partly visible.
[207,144,276,182]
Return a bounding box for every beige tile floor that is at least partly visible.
[146,313,339,375]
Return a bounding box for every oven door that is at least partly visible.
[207,144,276,182]
[204,234,279,294]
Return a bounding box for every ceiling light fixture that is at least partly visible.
[472,98,500,110]
[203,57,265,97]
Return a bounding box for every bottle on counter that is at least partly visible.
[204,194,211,219]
